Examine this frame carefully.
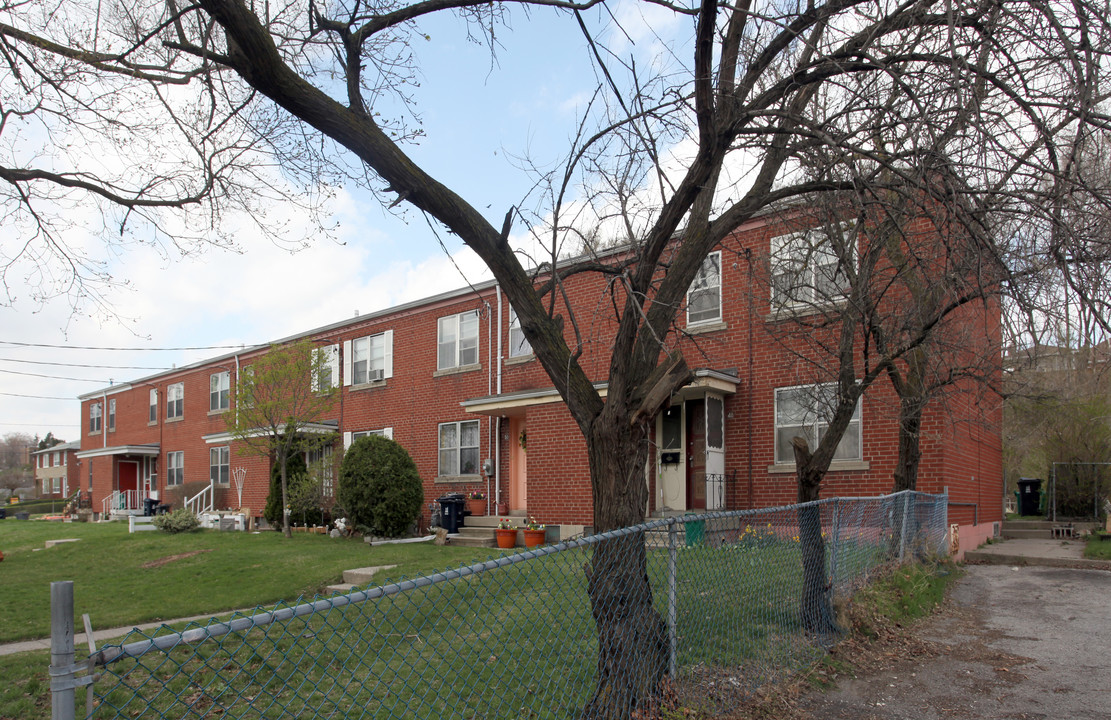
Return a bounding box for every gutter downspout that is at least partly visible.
[486,296,494,503]
[496,285,504,512]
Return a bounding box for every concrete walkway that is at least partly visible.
[0,609,257,657]
[964,536,1111,570]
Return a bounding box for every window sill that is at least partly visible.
[504,354,534,366]
[435,474,482,484]
[87,430,102,437]
[433,363,481,378]
[148,421,158,427]
[764,298,848,322]
[165,416,183,424]
[685,320,727,335]
[208,408,229,417]
[347,379,388,392]
[767,460,870,474]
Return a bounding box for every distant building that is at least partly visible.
[32,440,81,499]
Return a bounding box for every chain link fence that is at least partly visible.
[51,490,947,719]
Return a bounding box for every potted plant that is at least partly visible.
[521,517,546,548]
[495,517,517,549]
[466,491,486,517]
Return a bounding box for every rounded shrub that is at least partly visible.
[152,507,200,534]
[264,452,308,529]
[337,435,423,537]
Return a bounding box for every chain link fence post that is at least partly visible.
[898,491,911,562]
[50,581,76,720]
[667,516,678,678]
[829,498,841,591]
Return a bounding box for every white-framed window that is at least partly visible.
[210,371,230,411]
[210,446,230,486]
[774,383,861,464]
[108,399,116,431]
[687,251,722,325]
[167,451,184,486]
[89,402,102,433]
[149,388,158,423]
[306,444,335,497]
[343,428,394,452]
[770,223,854,308]
[508,307,531,358]
[167,383,184,420]
[437,311,479,370]
[313,344,340,391]
[52,477,62,493]
[343,332,393,386]
[54,451,62,466]
[438,420,480,476]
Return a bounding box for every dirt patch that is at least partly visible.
[141,549,212,569]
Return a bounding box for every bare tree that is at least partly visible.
[0,431,34,496]
[4,0,1111,713]
[226,339,338,538]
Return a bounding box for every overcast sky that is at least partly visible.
[0,5,692,443]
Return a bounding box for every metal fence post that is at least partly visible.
[898,491,911,562]
[50,581,76,720]
[667,517,678,678]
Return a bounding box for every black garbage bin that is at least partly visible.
[1017,477,1042,516]
[437,494,466,533]
[0,507,6,520]
[143,497,158,516]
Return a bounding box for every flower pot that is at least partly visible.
[495,528,517,549]
[466,498,486,517]
[523,529,546,548]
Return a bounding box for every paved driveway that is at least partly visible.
[797,564,1111,719]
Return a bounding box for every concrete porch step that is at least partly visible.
[462,514,527,529]
[444,533,496,548]
[325,564,398,595]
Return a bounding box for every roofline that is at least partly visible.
[77,205,791,400]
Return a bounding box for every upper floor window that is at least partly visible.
[167,451,184,486]
[210,446,230,486]
[313,344,340,391]
[89,402,102,433]
[687,251,722,326]
[770,223,854,308]
[438,420,480,476]
[108,399,116,431]
[57,451,65,466]
[508,308,531,358]
[774,383,861,464]
[167,383,184,420]
[149,388,158,423]
[438,311,479,370]
[210,371,230,412]
[344,332,393,386]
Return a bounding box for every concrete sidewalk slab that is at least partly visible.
[964,537,1111,570]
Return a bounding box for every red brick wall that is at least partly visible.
[79,213,1003,530]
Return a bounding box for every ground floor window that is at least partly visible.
[774,383,861,463]
[210,446,230,486]
[438,420,479,476]
[167,451,184,486]
[306,444,335,497]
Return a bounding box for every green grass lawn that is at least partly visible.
[1084,533,1111,559]
[0,518,928,720]
[0,517,497,644]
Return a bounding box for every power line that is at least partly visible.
[0,392,76,400]
[0,340,252,351]
[0,421,80,428]
[0,369,107,383]
[0,357,172,371]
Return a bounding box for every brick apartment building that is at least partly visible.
[75,212,1003,534]
[33,440,81,499]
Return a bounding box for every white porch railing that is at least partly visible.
[185,481,214,515]
[101,489,138,516]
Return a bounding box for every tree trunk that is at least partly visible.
[581,421,668,719]
[280,453,291,539]
[893,396,923,493]
[792,437,838,637]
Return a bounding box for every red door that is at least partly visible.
[118,461,139,509]
[686,400,707,510]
